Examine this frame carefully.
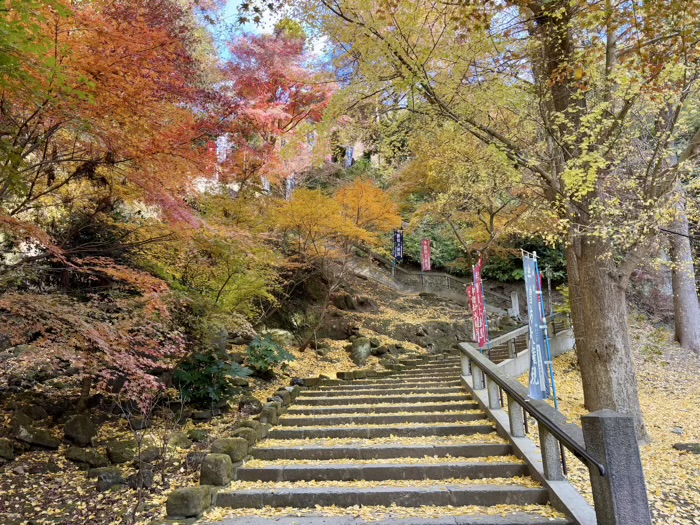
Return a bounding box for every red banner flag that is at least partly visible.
[468,258,489,349]
[421,239,431,272]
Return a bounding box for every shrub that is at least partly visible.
[174,349,252,409]
[246,335,295,375]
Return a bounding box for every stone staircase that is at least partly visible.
[206,354,573,525]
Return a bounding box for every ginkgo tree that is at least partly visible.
[236,0,700,439]
[272,186,399,349]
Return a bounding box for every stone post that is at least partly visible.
[510,291,520,319]
[507,338,516,359]
[581,410,652,525]
[486,376,500,409]
[507,394,524,437]
[461,354,471,376]
[472,364,485,390]
[538,423,564,481]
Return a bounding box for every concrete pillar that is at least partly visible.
[538,422,564,481]
[510,291,520,319]
[472,364,485,390]
[461,354,471,376]
[581,410,652,525]
[486,376,500,409]
[507,338,516,359]
[507,394,524,437]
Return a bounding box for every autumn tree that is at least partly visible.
[215,21,333,191]
[271,187,397,349]
[336,178,401,232]
[239,0,700,439]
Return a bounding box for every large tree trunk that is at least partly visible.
[669,186,700,353]
[566,237,649,441]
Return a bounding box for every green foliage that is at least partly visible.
[174,349,253,409]
[403,224,464,272]
[554,285,571,317]
[482,240,567,283]
[246,335,295,375]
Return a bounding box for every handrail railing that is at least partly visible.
[459,343,605,477]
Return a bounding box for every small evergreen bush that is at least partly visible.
[246,335,295,375]
[174,349,252,409]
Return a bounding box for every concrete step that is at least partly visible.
[319,380,463,390]
[268,423,494,439]
[203,513,572,525]
[213,484,550,508]
[298,386,464,398]
[347,377,463,386]
[287,402,479,415]
[394,368,461,375]
[296,394,470,406]
[253,443,511,461]
[279,412,486,427]
[235,461,529,482]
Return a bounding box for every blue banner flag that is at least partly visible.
[524,255,550,400]
[393,229,404,261]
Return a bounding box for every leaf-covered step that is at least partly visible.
[252,443,512,461]
[298,386,464,398]
[287,401,479,415]
[268,422,495,440]
[295,394,471,406]
[213,483,549,509]
[236,460,528,483]
[278,411,485,427]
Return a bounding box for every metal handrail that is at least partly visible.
[460,345,606,477]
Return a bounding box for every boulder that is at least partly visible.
[369,338,381,348]
[200,453,234,486]
[138,446,161,465]
[260,328,295,347]
[259,405,278,425]
[233,427,257,447]
[0,438,15,461]
[210,437,248,463]
[129,417,151,430]
[87,466,122,479]
[291,378,305,386]
[128,467,154,489]
[20,404,49,421]
[230,377,249,388]
[13,423,60,449]
[192,410,213,421]
[106,440,136,464]
[168,432,193,450]
[349,337,371,366]
[238,396,263,416]
[65,446,109,468]
[166,486,212,518]
[285,385,301,401]
[11,412,34,430]
[274,389,291,406]
[96,469,126,492]
[64,414,97,446]
[187,429,209,443]
[673,443,700,454]
[238,419,264,441]
[371,345,389,356]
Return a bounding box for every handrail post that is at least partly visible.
[507,394,524,437]
[539,422,564,481]
[581,410,652,525]
[486,376,500,409]
[507,338,516,359]
[472,364,485,390]
[461,354,471,376]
